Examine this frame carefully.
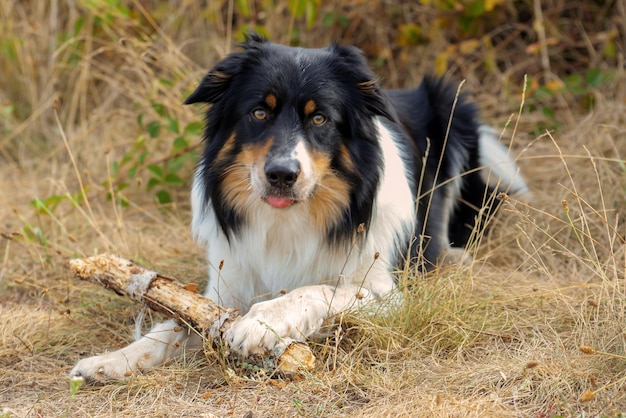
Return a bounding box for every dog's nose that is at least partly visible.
[265,159,301,187]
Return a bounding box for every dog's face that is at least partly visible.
[186,34,393,239]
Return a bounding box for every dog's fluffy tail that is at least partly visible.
[477,125,528,196]
[447,124,528,247]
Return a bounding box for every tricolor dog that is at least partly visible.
[70,34,526,381]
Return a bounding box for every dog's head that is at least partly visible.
[186,34,393,239]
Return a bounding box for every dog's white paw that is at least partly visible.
[69,351,137,382]
[223,297,323,356]
[70,320,200,383]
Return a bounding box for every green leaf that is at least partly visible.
[23,225,47,246]
[563,74,583,93]
[289,0,306,18]
[533,86,553,100]
[134,135,146,149]
[173,136,189,151]
[73,16,86,36]
[184,121,204,136]
[166,116,179,134]
[541,106,555,119]
[464,0,486,18]
[116,182,129,191]
[458,16,474,33]
[146,177,160,191]
[585,69,607,88]
[30,197,47,214]
[322,12,348,27]
[147,121,161,138]
[147,164,164,179]
[322,12,335,26]
[46,195,64,210]
[167,154,192,172]
[155,190,173,204]
[108,192,129,207]
[119,151,133,166]
[164,173,184,186]
[30,196,65,215]
[151,102,166,116]
[128,165,138,179]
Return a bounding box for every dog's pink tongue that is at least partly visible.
[266,196,294,208]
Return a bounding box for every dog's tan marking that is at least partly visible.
[221,139,273,214]
[265,93,277,110]
[338,144,356,173]
[309,150,351,231]
[240,139,273,166]
[304,99,317,116]
[215,133,237,165]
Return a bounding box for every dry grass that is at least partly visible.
[2,1,626,417]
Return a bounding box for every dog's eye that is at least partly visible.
[252,109,268,121]
[311,113,326,126]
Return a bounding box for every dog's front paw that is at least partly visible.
[223,298,323,356]
[223,308,295,357]
[69,351,136,383]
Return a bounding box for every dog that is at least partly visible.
[70,33,526,381]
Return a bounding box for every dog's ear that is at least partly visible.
[184,53,245,105]
[184,33,268,105]
[330,44,394,121]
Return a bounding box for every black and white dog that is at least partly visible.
[70,34,526,380]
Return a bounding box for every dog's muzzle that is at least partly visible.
[264,158,301,208]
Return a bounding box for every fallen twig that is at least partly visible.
[69,253,315,374]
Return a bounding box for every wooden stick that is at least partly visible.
[69,253,314,374]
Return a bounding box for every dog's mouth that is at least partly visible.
[265,196,296,208]
[262,185,312,209]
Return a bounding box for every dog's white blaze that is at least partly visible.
[477,126,528,195]
[291,139,316,196]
